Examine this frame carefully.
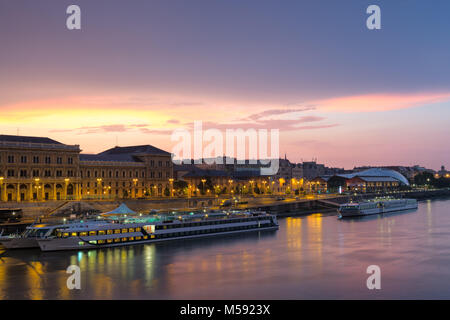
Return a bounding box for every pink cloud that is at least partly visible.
[315,92,450,112]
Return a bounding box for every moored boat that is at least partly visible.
[338,197,418,218]
[0,219,105,249]
[37,210,278,252]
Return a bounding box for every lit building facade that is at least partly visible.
[0,135,173,202]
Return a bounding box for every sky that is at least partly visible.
[0,0,449,170]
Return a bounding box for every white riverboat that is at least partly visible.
[338,198,418,218]
[0,219,106,249]
[37,210,279,251]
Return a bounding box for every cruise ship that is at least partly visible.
[338,198,418,218]
[37,210,279,251]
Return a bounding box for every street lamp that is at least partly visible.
[95,178,102,199]
[228,179,233,195]
[169,178,174,197]
[201,179,206,195]
[0,177,4,201]
[249,180,254,195]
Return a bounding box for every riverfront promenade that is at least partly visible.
[1,188,449,228]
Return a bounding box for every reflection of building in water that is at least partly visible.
[306,214,323,270]
[0,229,277,299]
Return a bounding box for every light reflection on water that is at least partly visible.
[1,199,450,299]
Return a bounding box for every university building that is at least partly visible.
[0,135,173,202]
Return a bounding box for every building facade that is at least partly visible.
[0,135,173,202]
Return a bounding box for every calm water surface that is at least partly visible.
[1,198,450,299]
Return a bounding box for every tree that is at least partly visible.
[414,172,435,186]
[164,186,170,197]
[173,180,188,196]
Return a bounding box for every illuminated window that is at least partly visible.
[107,239,113,243]
[63,233,69,238]
[135,236,142,240]
[114,229,121,234]
[89,231,97,236]
[114,238,120,243]
[107,230,113,235]
[128,228,135,233]
[135,227,141,232]
[129,237,134,241]
[80,232,88,236]
[150,235,155,239]
[121,237,127,242]
[143,235,148,240]
[98,230,106,235]
[71,232,77,237]
[121,229,128,233]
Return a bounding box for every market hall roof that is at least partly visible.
[334,168,410,185]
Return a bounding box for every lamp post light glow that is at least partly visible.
[169,178,174,197]
[201,179,206,195]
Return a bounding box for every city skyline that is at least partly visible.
[1,1,449,170]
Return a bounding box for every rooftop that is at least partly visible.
[0,134,63,145]
[80,145,171,163]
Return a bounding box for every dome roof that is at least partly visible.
[337,168,410,185]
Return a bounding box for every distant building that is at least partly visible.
[436,165,450,178]
[302,161,345,180]
[324,168,410,193]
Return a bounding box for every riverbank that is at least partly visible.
[0,188,448,227]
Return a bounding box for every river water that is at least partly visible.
[1,198,450,299]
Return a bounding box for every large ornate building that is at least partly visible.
[0,135,173,202]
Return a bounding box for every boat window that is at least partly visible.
[71,232,77,237]
[114,238,120,243]
[107,239,113,243]
[121,229,128,233]
[135,227,141,232]
[129,237,134,241]
[128,228,135,233]
[121,237,127,242]
[98,240,105,244]
[114,229,121,234]
[98,230,106,235]
[89,231,97,236]
[63,232,69,238]
[107,230,113,235]
[35,228,50,237]
[80,232,88,236]
[136,236,142,240]
[57,232,62,238]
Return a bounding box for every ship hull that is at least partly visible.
[38,225,279,251]
[0,237,39,249]
[339,202,418,218]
